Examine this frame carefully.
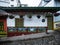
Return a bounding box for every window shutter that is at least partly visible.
[15,18,24,27]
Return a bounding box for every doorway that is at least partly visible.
[0,22,4,32]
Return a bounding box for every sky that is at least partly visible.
[20,0,41,7]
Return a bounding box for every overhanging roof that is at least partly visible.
[0,7,60,13]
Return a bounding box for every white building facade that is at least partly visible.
[0,0,21,7]
[39,0,60,7]
[39,0,60,30]
[7,14,47,27]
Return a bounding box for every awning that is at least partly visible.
[0,7,60,13]
[0,10,8,15]
[0,7,60,15]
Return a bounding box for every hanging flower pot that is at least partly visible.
[37,15,40,19]
[29,15,32,18]
[9,15,14,19]
[54,13,59,17]
[20,15,23,18]
[27,15,32,19]
[27,13,33,19]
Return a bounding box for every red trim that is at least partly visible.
[4,19,7,32]
[7,27,48,37]
[0,19,7,32]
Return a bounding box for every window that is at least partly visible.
[18,28,26,32]
[38,27,46,32]
[11,0,14,1]
[8,27,17,32]
[44,0,51,2]
[11,5,14,7]
[28,28,36,32]
[18,0,20,3]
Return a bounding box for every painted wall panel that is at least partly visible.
[24,15,47,27]
[7,17,15,27]
[7,15,47,27]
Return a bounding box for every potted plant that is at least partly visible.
[27,15,32,18]
[29,15,32,18]
[9,15,14,19]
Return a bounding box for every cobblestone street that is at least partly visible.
[0,31,60,45]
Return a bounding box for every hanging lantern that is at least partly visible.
[37,15,41,19]
[20,15,23,18]
[9,15,14,19]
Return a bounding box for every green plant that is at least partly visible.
[9,15,14,19]
[27,15,32,18]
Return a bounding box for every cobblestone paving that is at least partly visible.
[0,31,60,45]
[53,31,60,45]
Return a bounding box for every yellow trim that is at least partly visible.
[0,32,7,34]
[53,22,54,30]
[54,22,60,30]
[0,35,7,37]
[54,27,60,30]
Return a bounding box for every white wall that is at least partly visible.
[0,0,20,7]
[7,17,15,27]
[9,0,19,7]
[54,15,60,22]
[54,15,60,29]
[44,0,60,7]
[54,1,60,7]
[45,0,55,7]
[7,15,20,27]
[7,15,47,27]
[24,15,47,27]
[0,0,10,7]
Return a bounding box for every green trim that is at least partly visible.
[0,7,60,12]
[47,16,53,30]
[0,7,60,10]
